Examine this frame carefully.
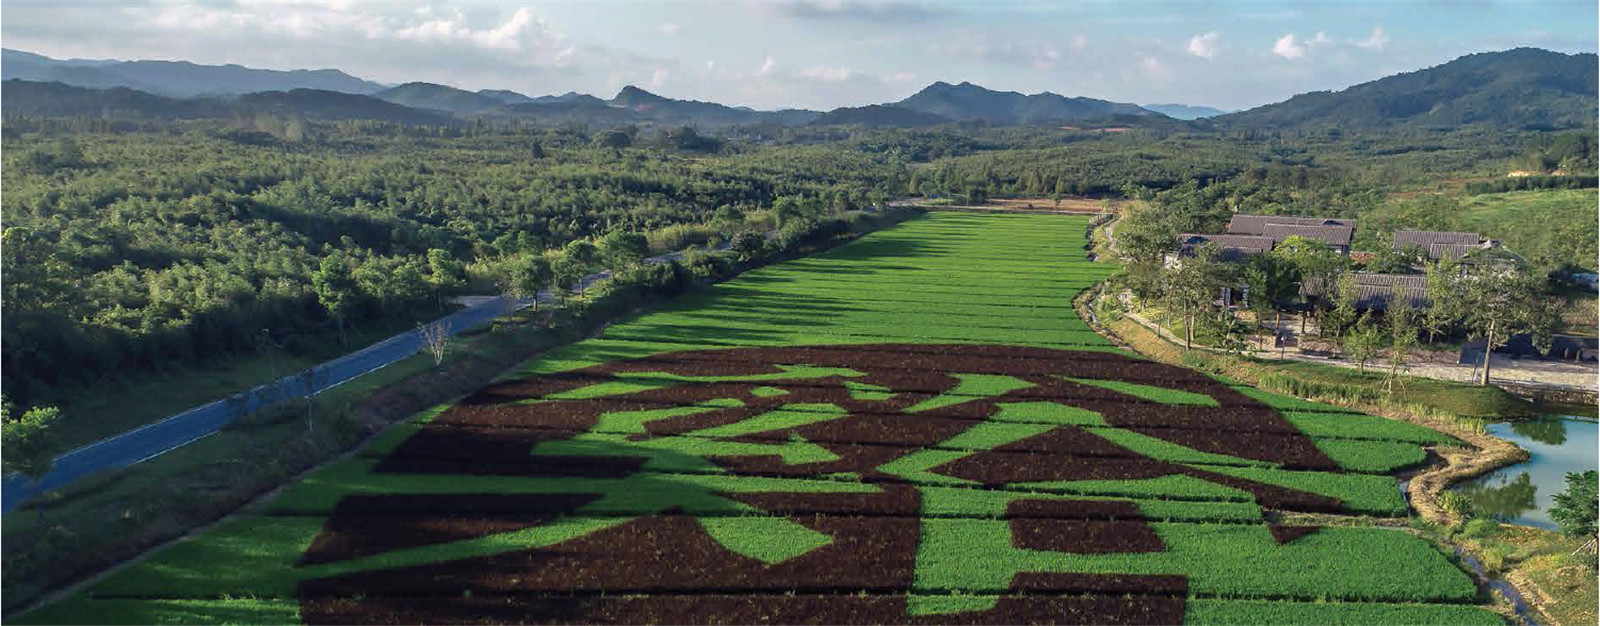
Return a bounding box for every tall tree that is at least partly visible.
[1384,299,1421,393]
[598,231,649,270]
[1457,256,1559,386]
[1242,253,1301,356]
[1342,314,1384,373]
[1421,259,1462,344]
[311,252,359,345]
[1165,244,1234,350]
[2,402,60,486]
[1272,235,1346,335]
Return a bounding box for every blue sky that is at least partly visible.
[4,1,1595,111]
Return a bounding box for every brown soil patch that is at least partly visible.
[298,494,599,566]
[1010,518,1166,554]
[299,514,921,597]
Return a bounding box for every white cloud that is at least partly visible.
[1356,26,1390,50]
[884,71,917,83]
[1187,31,1220,60]
[757,55,777,76]
[1072,33,1088,51]
[799,64,857,81]
[658,22,682,36]
[1139,54,1171,80]
[1273,33,1306,59]
[1309,31,1331,45]
[650,68,669,87]
[391,7,538,51]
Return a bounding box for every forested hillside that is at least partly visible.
[0,123,907,408]
[1216,48,1598,132]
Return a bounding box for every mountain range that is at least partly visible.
[3,47,1594,134]
[1,48,384,97]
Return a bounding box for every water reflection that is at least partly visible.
[1509,418,1566,446]
[1457,472,1539,522]
[1453,416,1599,529]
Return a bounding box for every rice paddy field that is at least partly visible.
[16,213,1499,625]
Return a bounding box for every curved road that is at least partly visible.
[1,247,709,513]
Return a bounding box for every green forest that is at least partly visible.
[2,117,1594,414]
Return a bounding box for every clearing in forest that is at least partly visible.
[17,213,1496,625]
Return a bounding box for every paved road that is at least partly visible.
[1,246,712,513]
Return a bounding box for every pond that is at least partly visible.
[1454,416,1599,529]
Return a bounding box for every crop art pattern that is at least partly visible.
[287,344,1471,624]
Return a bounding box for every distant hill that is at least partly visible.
[2,48,385,97]
[532,91,607,105]
[373,82,504,115]
[236,89,453,125]
[476,89,534,105]
[1216,48,1599,132]
[1142,103,1230,120]
[895,81,1154,125]
[1,79,224,118]
[4,80,451,126]
[809,104,951,127]
[606,85,820,125]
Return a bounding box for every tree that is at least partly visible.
[1242,253,1301,356]
[592,129,632,150]
[426,248,466,293]
[562,240,601,298]
[551,255,587,303]
[1341,314,1384,373]
[311,252,359,344]
[2,402,60,485]
[598,231,649,270]
[1549,470,1597,548]
[502,255,553,310]
[1272,235,1345,335]
[1421,259,1462,344]
[1384,299,1420,393]
[1113,203,1177,269]
[732,232,766,261]
[1321,275,1361,342]
[417,320,451,367]
[1457,256,1559,385]
[1165,244,1234,350]
[1367,243,1428,274]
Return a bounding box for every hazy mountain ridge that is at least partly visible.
[2,48,384,97]
[1142,103,1231,120]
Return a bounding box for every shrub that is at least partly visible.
[1460,518,1501,539]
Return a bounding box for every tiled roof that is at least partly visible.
[1392,230,1481,252]
[1427,241,1496,260]
[1301,273,1429,309]
[1260,224,1355,247]
[1176,233,1275,252]
[1226,215,1357,235]
[1174,233,1274,262]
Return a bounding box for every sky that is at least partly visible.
[3,1,1596,111]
